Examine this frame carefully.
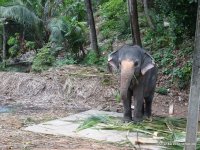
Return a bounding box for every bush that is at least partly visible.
[172,61,192,89]
[54,57,77,67]
[25,41,36,50]
[156,87,168,95]
[32,43,55,72]
[7,34,20,58]
[83,51,99,65]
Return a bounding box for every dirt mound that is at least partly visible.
[0,72,65,108]
[0,65,120,111]
[0,65,189,117]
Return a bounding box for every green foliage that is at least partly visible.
[143,15,177,50]
[151,44,193,89]
[65,0,86,21]
[47,16,87,59]
[153,0,197,40]
[114,91,120,103]
[64,17,87,55]
[8,45,19,58]
[7,36,17,46]
[7,34,20,58]
[141,0,195,89]
[173,61,192,89]
[54,57,77,67]
[83,51,99,65]
[48,18,66,44]
[156,87,168,95]
[77,115,200,149]
[99,0,130,39]
[0,5,41,28]
[77,115,112,131]
[25,41,35,50]
[0,61,6,71]
[32,43,55,72]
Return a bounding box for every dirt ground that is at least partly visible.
[0,65,189,150]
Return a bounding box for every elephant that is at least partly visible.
[108,44,157,122]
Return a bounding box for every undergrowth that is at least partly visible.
[32,43,56,72]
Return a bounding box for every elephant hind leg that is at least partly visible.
[144,96,153,118]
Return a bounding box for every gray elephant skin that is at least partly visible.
[108,45,157,122]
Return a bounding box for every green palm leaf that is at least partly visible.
[0,5,41,27]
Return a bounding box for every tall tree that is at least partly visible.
[128,0,142,47]
[127,0,135,45]
[84,0,100,57]
[185,0,200,149]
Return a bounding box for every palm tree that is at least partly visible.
[0,4,41,59]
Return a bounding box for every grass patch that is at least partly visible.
[156,87,168,95]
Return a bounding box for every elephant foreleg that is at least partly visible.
[122,89,132,122]
[133,86,144,122]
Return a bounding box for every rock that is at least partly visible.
[169,104,174,115]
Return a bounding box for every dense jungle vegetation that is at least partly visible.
[0,0,198,90]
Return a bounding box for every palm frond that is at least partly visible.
[0,5,41,27]
[48,18,67,43]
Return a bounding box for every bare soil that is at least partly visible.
[0,65,189,150]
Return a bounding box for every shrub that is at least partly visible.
[32,43,55,72]
[83,51,99,65]
[156,87,168,95]
[54,57,77,67]
[7,34,20,58]
[172,61,192,89]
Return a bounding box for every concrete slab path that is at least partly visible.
[24,110,165,150]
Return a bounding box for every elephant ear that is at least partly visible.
[141,52,155,75]
[108,50,119,72]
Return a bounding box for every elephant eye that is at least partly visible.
[134,61,139,67]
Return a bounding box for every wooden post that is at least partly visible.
[185,1,200,149]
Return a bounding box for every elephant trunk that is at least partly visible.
[120,60,135,101]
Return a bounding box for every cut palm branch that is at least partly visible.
[76,114,200,148]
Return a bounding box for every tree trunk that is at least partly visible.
[84,0,100,57]
[2,23,6,60]
[143,0,155,30]
[128,0,142,47]
[19,30,25,52]
[127,0,135,45]
[185,1,200,150]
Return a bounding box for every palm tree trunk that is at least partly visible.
[128,0,142,47]
[84,0,100,57]
[2,23,6,60]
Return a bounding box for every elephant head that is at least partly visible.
[108,45,155,102]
